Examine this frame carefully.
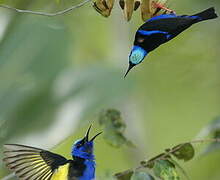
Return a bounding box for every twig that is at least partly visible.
[0,0,91,17]
[139,138,220,168]
[115,138,220,178]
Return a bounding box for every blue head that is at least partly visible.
[72,125,102,160]
[124,45,148,77]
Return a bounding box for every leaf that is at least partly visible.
[131,171,155,180]
[171,143,195,162]
[141,152,172,169]
[98,109,134,148]
[122,0,135,21]
[140,0,170,21]
[93,0,170,21]
[115,169,134,180]
[168,158,190,180]
[153,160,180,180]
[93,0,112,17]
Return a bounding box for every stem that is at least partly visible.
[115,138,220,177]
[0,0,91,17]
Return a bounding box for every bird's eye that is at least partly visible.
[137,38,144,43]
[76,143,82,148]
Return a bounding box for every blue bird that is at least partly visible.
[3,126,101,180]
[124,7,218,77]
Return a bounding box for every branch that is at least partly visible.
[115,138,220,179]
[0,0,91,17]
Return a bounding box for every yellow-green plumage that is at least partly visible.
[3,144,68,180]
[3,126,101,180]
[51,163,69,180]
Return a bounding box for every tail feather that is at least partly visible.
[193,7,218,21]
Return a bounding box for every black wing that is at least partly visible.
[3,144,68,180]
[139,16,197,35]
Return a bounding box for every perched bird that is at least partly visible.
[125,7,218,77]
[3,126,101,180]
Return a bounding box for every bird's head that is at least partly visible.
[72,125,102,160]
[124,45,147,77]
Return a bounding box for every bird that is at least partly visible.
[3,125,102,180]
[124,7,218,77]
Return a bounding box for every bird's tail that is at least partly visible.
[193,7,218,21]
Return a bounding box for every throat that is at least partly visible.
[79,160,95,180]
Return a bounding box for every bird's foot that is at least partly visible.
[152,1,176,15]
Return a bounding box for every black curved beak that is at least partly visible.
[90,132,102,142]
[83,125,102,142]
[124,63,136,78]
[84,125,92,142]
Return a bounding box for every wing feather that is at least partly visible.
[3,144,67,180]
[139,17,196,34]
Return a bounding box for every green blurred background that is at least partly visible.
[0,0,219,179]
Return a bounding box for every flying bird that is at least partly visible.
[125,7,218,77]
[3,126,101,180]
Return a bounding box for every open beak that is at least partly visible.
[84,125,92,142]
[124,63,135,78]
[90,132,102,141]
[83,125,102,142]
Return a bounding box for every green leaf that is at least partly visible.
[153,160,180,180]
[171,143,195,162]
[98,109,134,148]
[131,171,155,180]
[140,153,171,168]
[169,158,190,180]
[115,169,134,180]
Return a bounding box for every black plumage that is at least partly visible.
[135,7,218,52]
[125,7,218,77]
[68,157,86,179]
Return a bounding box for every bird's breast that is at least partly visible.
[51,163,69,180]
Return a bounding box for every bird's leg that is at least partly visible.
[152,1,176,15]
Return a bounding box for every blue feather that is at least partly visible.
[147,14,202,23]
[79,160,95,180]
[138,30,168,36]
[147,14,177,22]
[189,15,202,21]
[129,46,147,65]
[72,140,95,160]
[137,30,172,40]
[72,138,96,180]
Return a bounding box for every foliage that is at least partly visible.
[0,0,220,179]
[0,0,170,20]
[93,0,170,21]
[98,109,134,147]
[114,138,220,180]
